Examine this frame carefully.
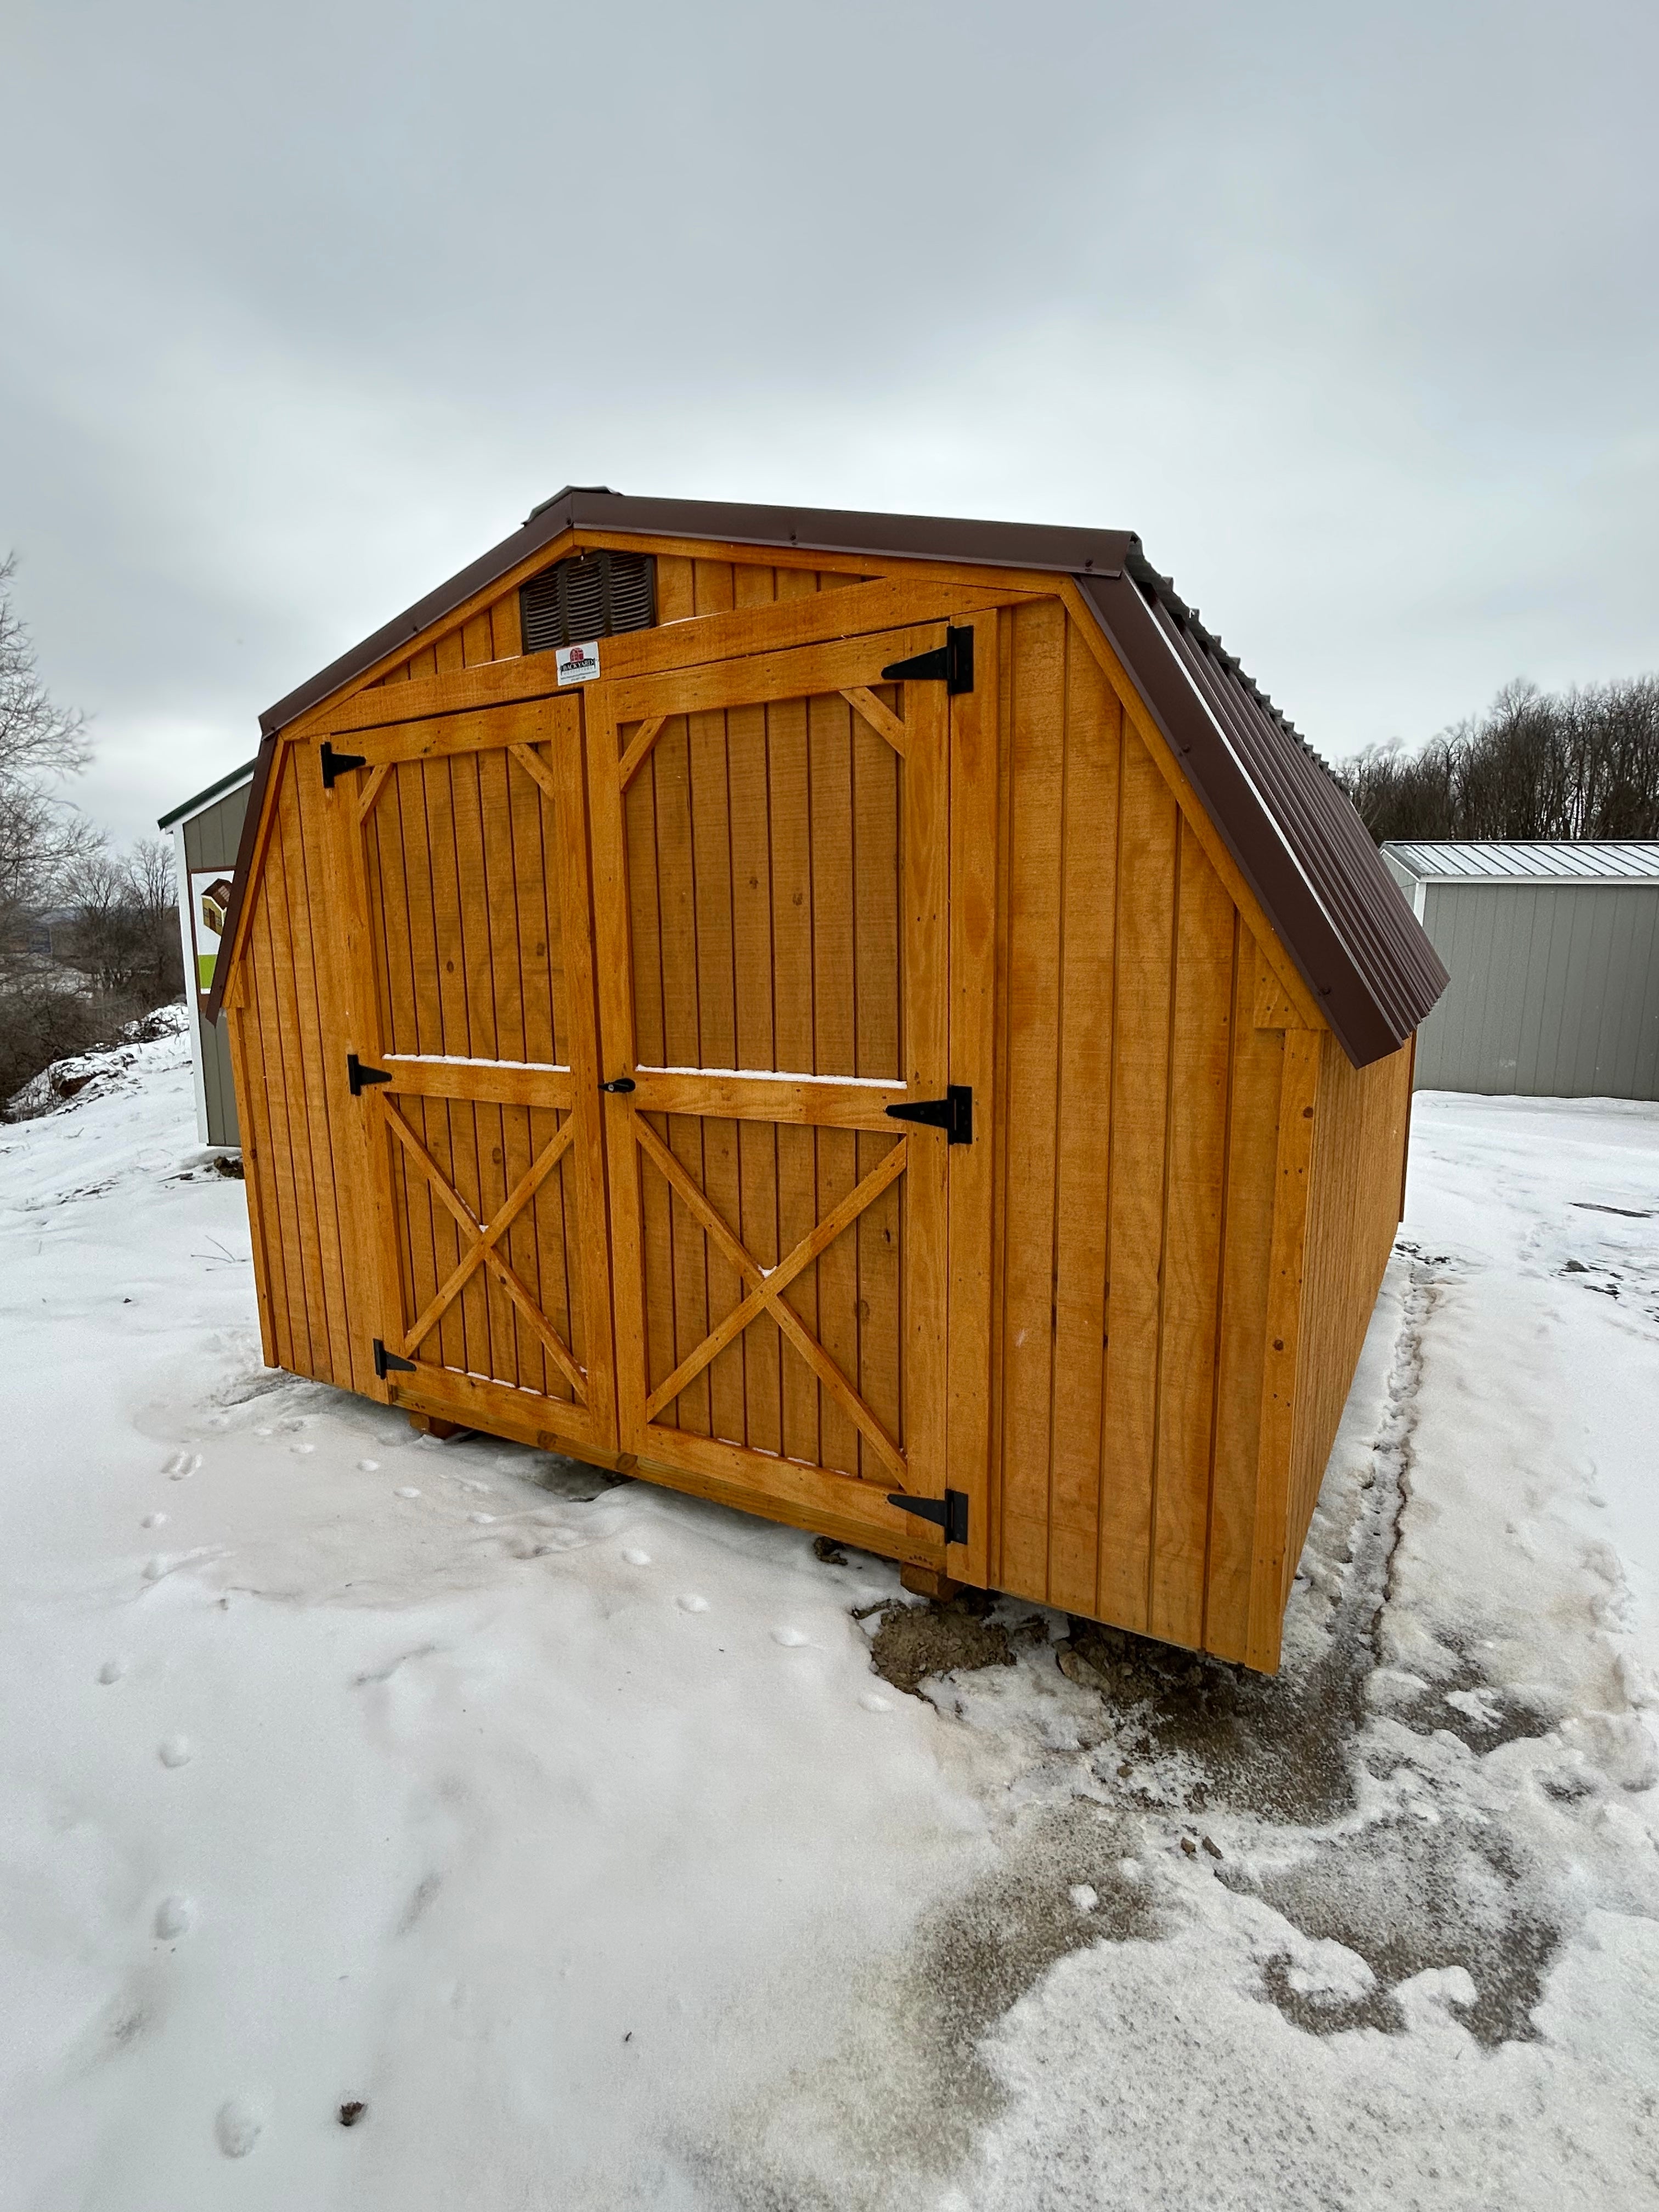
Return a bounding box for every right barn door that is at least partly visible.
[585,619,987,1575]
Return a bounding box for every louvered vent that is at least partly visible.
[520,550,655,654]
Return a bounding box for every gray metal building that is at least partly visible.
[159,761,256,1147]
[1383,840,1659,1098]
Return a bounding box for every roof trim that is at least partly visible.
[203,734,276,1023]
[258,490,1137,737]
[156,757,258,831]
[1077,573,1447,1067]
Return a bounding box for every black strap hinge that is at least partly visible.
[373,1338,416,1380]
[347,1053,392,1096]
[880,625,974,695]
[885,1084,972,1144]
[320,741,368,789]
[887,1488,969,1546]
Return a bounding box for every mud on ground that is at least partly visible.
[845,1255,1657,2066]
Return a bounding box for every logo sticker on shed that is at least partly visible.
[556,640,601,685]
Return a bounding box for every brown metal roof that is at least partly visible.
[1082,557,1448,1066]
[215,492,1446,1064]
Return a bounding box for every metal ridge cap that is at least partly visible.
[540,490,1138,576]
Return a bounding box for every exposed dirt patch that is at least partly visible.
[522,1451,629,1502]
[1056,1616,1372,1826]
[690,1802,1163,2205]
[899,1801,1161,2103]
[865,1592,1017,1697]
[1227,1813,1564,2047]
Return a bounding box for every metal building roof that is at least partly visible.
[216,492,1448,1066]
[1383,840,1659,887]
[156,758,257,831]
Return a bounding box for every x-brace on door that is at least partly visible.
[321,692,618,1453]
[583,618,990,1575]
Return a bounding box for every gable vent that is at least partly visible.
[520,550,655,654]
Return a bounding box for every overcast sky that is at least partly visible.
[4,0,1655,847]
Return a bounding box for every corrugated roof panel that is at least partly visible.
[1384,840,1659,885]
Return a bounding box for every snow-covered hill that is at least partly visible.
[2,1028,1656,2210]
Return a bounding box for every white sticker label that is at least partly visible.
[556,639,601,685]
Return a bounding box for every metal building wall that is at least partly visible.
[1414,882,1659,1097]
[181,785,250,1146]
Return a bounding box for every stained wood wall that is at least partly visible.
[227,556,859,1404]
[225,746,365,1395]
[1281,1031,1413,1596]
[225,540,1412,1673]
[986,597,1296,1662]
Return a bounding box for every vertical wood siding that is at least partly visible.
[990,599,1334,1666]
[227,555,1413,1673]
[1279,1032,1412,1597]
[616,676,907,1479]
[229,747,357,1387]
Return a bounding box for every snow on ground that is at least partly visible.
[1,1029,1657,2210]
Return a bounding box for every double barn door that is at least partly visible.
[325,603,994,1580]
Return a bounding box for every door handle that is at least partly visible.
[601,1076,637,1093]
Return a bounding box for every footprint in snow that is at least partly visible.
[143,1512,167,1530]
[215,2100,262,2158]
[358,1458,380,1472]
[158,1736,193,1768]
[98,1657,128,1685]
[859,1692,893,1713]
[291,1442,315,1456]
[155,1894,194,1938]
[546,1527,584,1549]
[164,1451,201,1480]
[469,1512,496,1525]
[677,1594,710,1613]
[770,1627,809,1647]
[622,1549,651,1566]
[143,1556,168,1582]
[394,1486,421,1500]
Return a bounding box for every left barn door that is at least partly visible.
[320,693,617,1453]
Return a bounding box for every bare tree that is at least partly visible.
[1340,674,1659,843]
[62,838,181,1002]
[0,553,95,938]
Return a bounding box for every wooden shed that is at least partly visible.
[209,492,1447,1671]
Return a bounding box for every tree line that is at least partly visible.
[1336,674,1659,844]
[1,554,182,1111]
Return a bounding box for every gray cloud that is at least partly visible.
[4,0,1655,844]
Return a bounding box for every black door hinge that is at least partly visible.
[881,625,974,695]
[887,1488,970,1546]
[347,1053,392,1096]
[885,1084,972,1144]
[320,741,368,789]
[373,1338,416,1380]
